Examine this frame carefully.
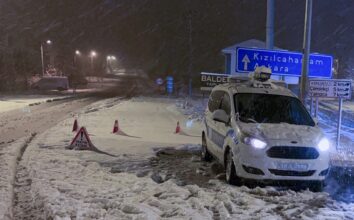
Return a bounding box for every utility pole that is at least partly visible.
[188,11,193,97]
[300,0,313,103]
[266,0,274,49]
[90,56,93,72]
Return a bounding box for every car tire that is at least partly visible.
[309,181,324,192]
[225,150,242,186]
[201,134,212,162]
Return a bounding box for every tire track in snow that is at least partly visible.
[12,133,39,220]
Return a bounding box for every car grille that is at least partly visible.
[269,169,316,177]
[267,146,319,160]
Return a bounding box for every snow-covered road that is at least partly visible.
[0,97,94,144]
[0,95,68,113]
[2,96,352,219]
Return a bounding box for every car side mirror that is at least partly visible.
[212,109,230,124]
[313,117,319,126]
[235,112,240,121]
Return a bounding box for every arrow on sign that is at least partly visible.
[242,55,250,71]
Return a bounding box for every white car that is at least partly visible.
[202,68,330,191]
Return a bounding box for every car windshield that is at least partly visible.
[234,93,315,126]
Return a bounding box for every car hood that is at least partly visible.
[238,122,323,144]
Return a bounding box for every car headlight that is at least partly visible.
[317,137,330,151]
[244,137,267,149]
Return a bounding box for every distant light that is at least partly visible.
[46,40,52,45]
[107,55,116,60]
[75,50,81,55]
[90,51,97,57]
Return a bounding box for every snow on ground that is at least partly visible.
[320,100,354,114]
[0,136,33,220]
[15,96,354,219]
[75,97,202,156]
[313,99,354,167]
[0,95,69,113]
[175,97,207,123]
[316,100,354,141]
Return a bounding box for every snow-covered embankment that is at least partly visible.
[15,97,354,219]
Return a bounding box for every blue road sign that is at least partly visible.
[166,76,174,94]
[236,47,333,78]
[155,78,164,85]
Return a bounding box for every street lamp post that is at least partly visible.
[40,44,44,76]
[90,51,97,74]
[107,55,112,65]
[106,56,116,74]
[106,56,112,74]
[74,50,81,66]
[40,40,52,76]
[74,50,81,68]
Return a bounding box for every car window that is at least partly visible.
[234,93,315,126]
[208,90,223,112]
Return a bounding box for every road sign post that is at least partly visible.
[309,79,352,149]
[315,98,319,118]
[300,0,313,103]
[337,98,343,149]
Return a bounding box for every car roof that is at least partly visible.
[212,79,297,98]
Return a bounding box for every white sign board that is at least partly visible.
[200,72,230,91]
[309,79,352,99]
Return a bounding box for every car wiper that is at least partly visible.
[239,116,258,123]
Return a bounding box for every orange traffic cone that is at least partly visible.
[72,119,78,132]
[113,120,119,133]
[175,121,181,134]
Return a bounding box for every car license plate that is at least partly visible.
[276,162,309,171]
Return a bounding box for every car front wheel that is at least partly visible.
[309,181,324,192]
[201,134,212,162]
[225,150,242,186]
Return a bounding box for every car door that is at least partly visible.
[213,92,232,160]
[205,90,223,157]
